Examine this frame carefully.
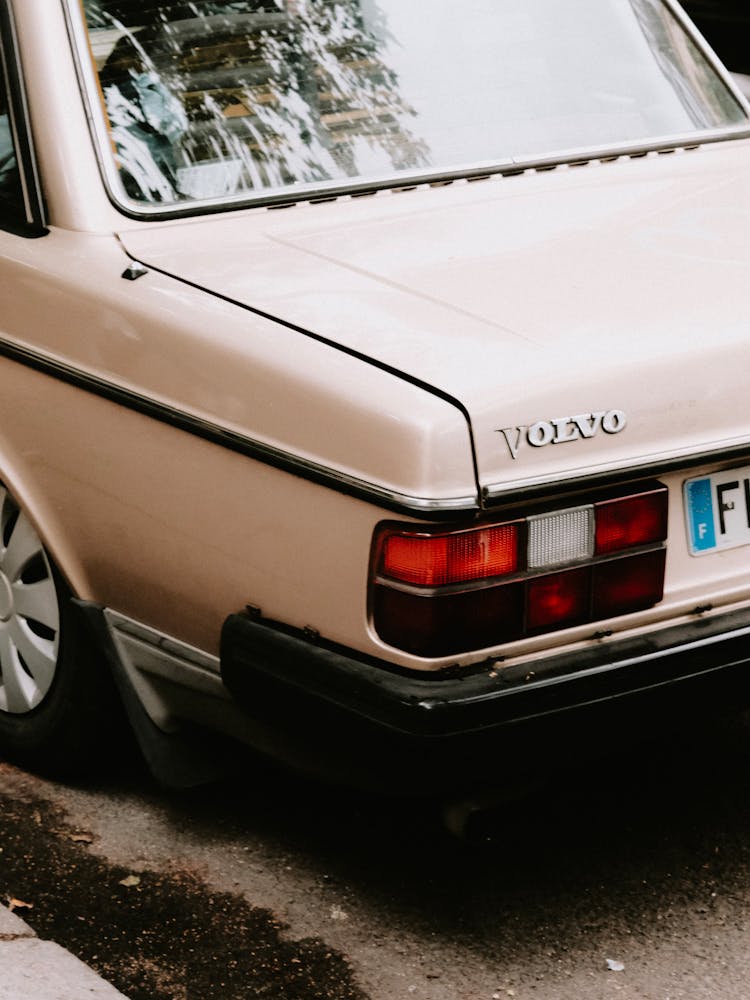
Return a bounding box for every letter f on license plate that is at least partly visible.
[685,468,750,556]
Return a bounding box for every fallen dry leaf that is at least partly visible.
[8,898,33,912]
[69,833,94,844]
[119,875,141,888]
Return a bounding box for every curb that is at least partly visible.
[0,904,129,999]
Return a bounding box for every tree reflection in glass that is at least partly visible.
[83,0,429,202]
[79,0,748,207]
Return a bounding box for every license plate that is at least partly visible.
[685,466,750,556]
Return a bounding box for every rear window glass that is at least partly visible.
[74,0,748,210]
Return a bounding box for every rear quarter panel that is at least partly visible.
[0,227,477,661]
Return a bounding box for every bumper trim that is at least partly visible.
[220,607,750,741]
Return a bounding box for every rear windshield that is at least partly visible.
[73,0,748,211]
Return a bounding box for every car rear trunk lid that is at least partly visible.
[118,143,750,503]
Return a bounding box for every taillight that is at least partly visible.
[594,492,668,554]
[373,583,525,659]
[526,567,591,633]
[382,522,522,587]
[372,482,667,657]
[592,549,666,619]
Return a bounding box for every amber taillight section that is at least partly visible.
[372,482,668,657]
[382,523,521,587]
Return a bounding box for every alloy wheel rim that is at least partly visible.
[0,489,60,714]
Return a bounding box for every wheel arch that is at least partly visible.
[0,440,93,602]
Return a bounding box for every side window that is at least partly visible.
[0,62,22,222]
[0,47,25,226]
[0,5,46,238]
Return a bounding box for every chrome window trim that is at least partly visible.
[0,0,46,234]
[0,333,479,518]
[62,0,750,222]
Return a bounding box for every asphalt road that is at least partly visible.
[3,709,750,1000]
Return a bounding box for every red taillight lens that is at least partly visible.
[381,523,521,587]
[592,550,666,619]
[595,488,668,555]
[373,582,524,657]
[526,567,591,633]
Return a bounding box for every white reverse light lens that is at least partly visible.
[527,505,594,570]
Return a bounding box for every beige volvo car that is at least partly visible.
[0,0,749,789]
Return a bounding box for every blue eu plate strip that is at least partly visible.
[687,477,716,553]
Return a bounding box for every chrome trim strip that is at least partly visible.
[482,438,750,507]
[62,0,750,222]
[0,334,479,517]
[105,608,220,675]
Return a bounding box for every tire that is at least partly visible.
[0,485,118,775]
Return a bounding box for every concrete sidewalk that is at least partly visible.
[0,904,128,1000]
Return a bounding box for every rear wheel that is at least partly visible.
[0,486,116,774]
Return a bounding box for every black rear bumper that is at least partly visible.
[220,609,750,791]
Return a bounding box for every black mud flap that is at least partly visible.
[75,602,225,789]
